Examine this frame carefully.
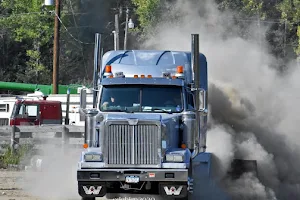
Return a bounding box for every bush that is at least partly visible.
[0,143,35,168]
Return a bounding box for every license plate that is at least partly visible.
[125,176,140,183]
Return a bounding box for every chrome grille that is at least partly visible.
[106,124,159,165]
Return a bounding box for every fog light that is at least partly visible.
[165,154,184,162]
[84,153,103,162]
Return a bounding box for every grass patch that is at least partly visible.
[0,143,35,168]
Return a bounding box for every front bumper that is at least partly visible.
[77,168,188,182]
[77,168,189,198]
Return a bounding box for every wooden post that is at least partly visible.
[10,125,16,154]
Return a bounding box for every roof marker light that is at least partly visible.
[141,75,145,78]
[147,75,152,78]
[103,65,113,77]
[134,75,138,78]
[177,66,184,73]
[175,65,185,79]
[105,65,112,73]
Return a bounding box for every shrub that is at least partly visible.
[0,143,35,168]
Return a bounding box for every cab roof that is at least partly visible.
[100,50,207,86]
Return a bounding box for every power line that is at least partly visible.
[51,11,94,45]
[67,0,88,78]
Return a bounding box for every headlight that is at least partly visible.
[165,154,184,162]
[84,153,103,162]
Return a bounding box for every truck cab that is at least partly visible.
[77,34,256,200]
[9,98,62,126]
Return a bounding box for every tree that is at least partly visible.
[131,0,160,31]
[278,0,300,55]
[0,0,54,84]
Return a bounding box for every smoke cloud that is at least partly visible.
[19,145,82,200]
[139,0,300,199]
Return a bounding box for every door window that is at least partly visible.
[25,105,38,117]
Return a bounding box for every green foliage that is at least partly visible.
[131,0,160,30]
[278,0,300,55]
[0,0,53,44]
[0,143,34,167]
[216,0,299,60]
[0,0,54,85]
[297,26,300,55]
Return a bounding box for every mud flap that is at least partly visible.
[78,182,107,198]
[227,159,258,179]
[190,152,231,200]
[159,183,188,199]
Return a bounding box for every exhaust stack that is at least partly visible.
[93,33,101,108]
[83,33,101,147]
[191,34,201,158]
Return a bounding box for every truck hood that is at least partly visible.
[102,112,181,123]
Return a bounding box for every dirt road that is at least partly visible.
[0,147,159,200]
[0,169,159,200]
[0,170,39,200]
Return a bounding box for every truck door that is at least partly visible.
[40,103,62,124]
[10,103,40,125]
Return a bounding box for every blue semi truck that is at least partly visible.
[76,34,257,200]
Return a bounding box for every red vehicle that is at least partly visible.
[9,97,62,126]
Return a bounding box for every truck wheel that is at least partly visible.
[81,197,95,200]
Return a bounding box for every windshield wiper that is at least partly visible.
[150,108,173,114]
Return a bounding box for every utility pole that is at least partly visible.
[52,0,61,94]
[114,13,120,50]
[124,8,129,50]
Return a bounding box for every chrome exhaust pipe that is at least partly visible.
[93,33,101,108]
[191,34,201,158]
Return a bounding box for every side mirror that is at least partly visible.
[198,89,208,114]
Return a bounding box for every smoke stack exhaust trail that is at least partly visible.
[139,0,300,199]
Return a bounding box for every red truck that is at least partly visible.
[9,97,62,126]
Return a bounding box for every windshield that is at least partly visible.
[99,85,183,113]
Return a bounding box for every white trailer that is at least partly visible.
[0,92,94,126]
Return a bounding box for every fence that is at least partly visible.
[0,125,85,155]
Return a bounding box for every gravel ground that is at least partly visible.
[0,169,104,200]
[0,169,160,200]
[0,146,160,200]
[0,170,39,200]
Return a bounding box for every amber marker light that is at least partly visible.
[177,66,184,73]
[105,65,112,73]
[181,144,187,149]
